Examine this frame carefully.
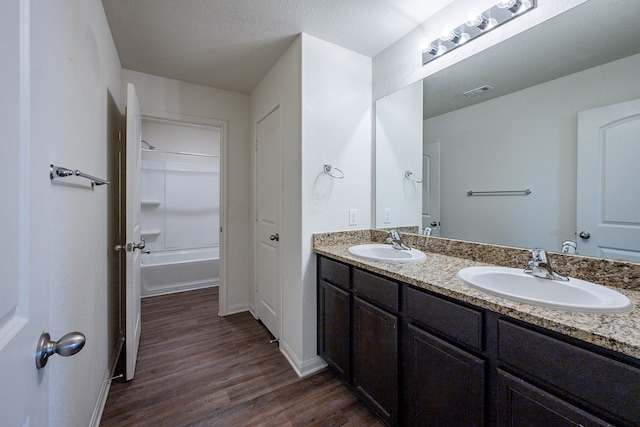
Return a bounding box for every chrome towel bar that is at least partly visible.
[50,164,110,188]
[467,189,531,196]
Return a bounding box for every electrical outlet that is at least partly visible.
[349,209,358,226]
[383,208,391,224]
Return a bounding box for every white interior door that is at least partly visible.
[125,83,143,380]
[0,1,49,424]
[255,107,282,340]
[577,99,640,262]
[422,142,441,236]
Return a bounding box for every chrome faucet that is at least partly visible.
[526,249,568,281]
[387,230,410,250]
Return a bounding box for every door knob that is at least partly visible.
[269,233,280,242]
[579,231,591,240]
[135,237,146,250]
[115,238,145,252]
[36,332,86,369]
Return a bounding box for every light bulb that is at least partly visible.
[425,44,439,56]
[440,29,462,44]
[497,0,520,13]
[419,39,430,52]
[431,44,447,56]
[497,0,532,14]
[466,13,490,30]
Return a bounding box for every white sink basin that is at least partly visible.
[457,266,633,314]
[348,244,426,262]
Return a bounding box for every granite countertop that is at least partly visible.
[314,242,640,360]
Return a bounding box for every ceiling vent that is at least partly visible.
[463,85,494,98]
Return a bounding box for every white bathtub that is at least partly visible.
[140,247,219,297]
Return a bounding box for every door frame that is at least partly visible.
[253,103,283,337]
[139,110,230,314]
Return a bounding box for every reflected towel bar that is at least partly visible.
[50,164,110,188]
[405,170,423,183]
[467,189,531,196]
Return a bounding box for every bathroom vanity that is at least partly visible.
[315,232,640,427]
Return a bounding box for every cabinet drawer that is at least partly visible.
[318,256,350,290]
[404,286,483,352]
[498,319,640,426]
[353,268,398,312]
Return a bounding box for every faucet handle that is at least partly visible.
[389,229,401,239]
[530,248,548,262]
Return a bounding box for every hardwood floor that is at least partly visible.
[101,287,384,426]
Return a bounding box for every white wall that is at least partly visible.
[375,79,423,229]
[250,35,304,369]
[300,34,372,371]
[425,52,640,250]
[140,119,221,255]
[372,0,586,99]
[32,0,122,425]
[121,70,251,313]
[250,34,372,376]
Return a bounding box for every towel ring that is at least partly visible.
[405,170,423,183]
[324,164,344,179]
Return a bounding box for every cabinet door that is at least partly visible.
[353,296,398,425]
[405,324,485,427]
[318,280,351,381]
[497,370,611,427]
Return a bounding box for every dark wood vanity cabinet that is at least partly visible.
[317,257,350,381]
[316,255,640,427]
[497,319,640,427]
[353,296,398,424]
[318,280,350,380]
[405,324,485,426]
[496,369,611,427]
[351,268,399,425]
[403,287,487,426]
[317,257,399,425]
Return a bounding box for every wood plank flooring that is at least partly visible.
[101,287,384,426]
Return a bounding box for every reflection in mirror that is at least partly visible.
[375,0,640,261]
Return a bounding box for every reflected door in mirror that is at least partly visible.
[577,99,640,262]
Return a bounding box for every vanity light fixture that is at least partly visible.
[422,0,535,65]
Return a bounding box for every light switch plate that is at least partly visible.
[383,208,391,224]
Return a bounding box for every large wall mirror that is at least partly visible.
[375,0,640,262]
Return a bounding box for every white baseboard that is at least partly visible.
[141,282,218,298]
[247,305,258,319]
[90,338,123,426]
[224,302,250,316]
[279,339,327,378]
[89,368,112,427]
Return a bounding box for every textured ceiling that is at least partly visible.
[102,0,455,94]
